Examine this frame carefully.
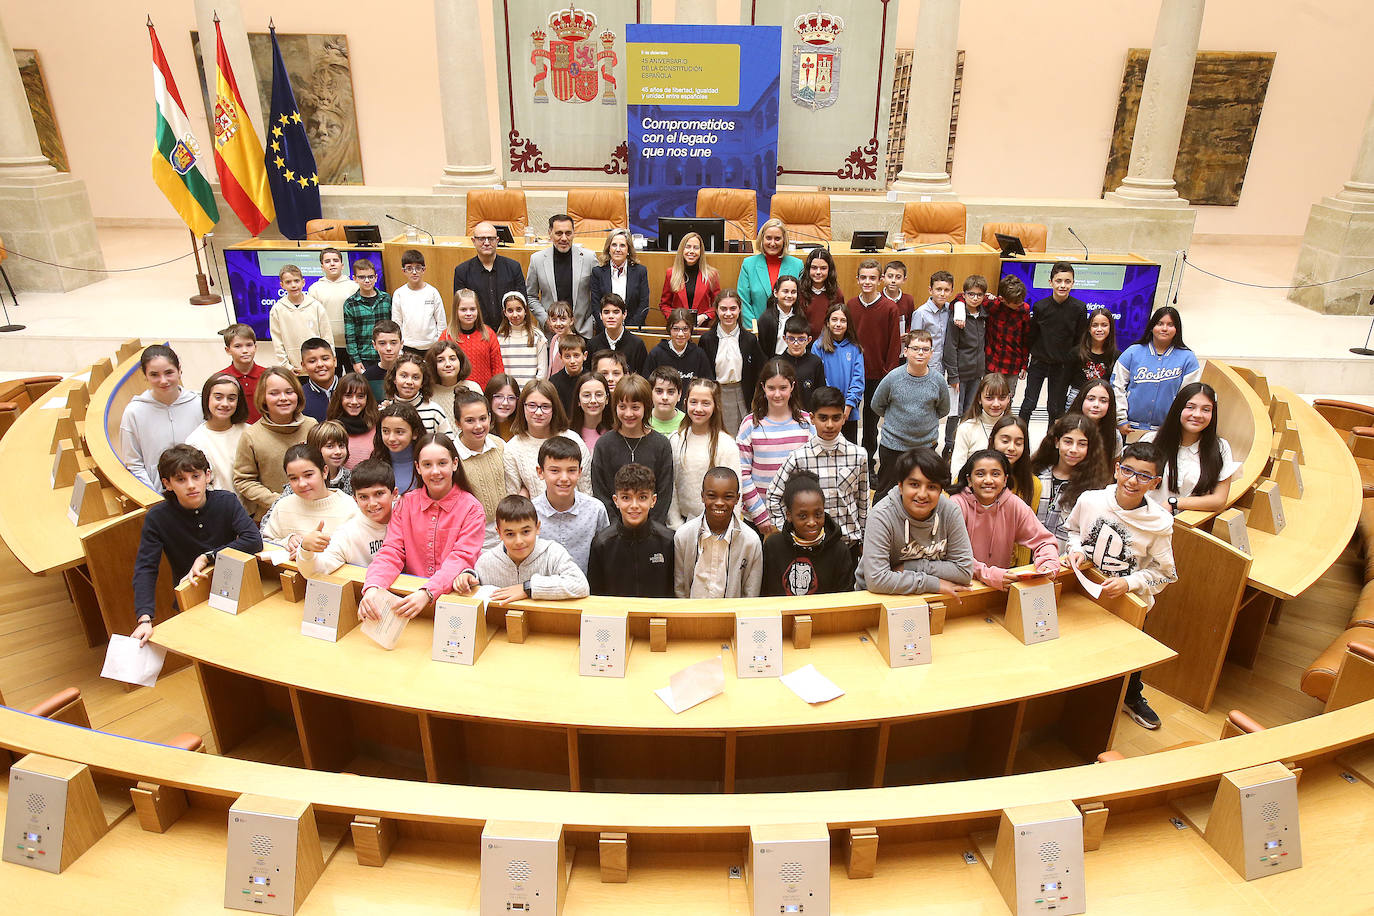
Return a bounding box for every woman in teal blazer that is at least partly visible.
[737,217,803,329]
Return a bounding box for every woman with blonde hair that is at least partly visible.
[736,218,803,328]
[657,231,721,327]
[588,228,651,327]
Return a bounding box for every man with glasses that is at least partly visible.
[453,220,527,330]
[870,328,950,499]
[526,214,597,336]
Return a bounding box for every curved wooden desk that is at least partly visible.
[1174,359,1271,529]
[86,349,160,511]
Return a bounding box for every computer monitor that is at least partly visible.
[850,230,888,253]
[494,224,516,245]
[994,233,1026,258]
[657,217,726,254]
[343,224,382,246]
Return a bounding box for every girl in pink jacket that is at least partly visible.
[361,433,486,619]
[950,449,1061,589]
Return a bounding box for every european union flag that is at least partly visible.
[264,26,321,239]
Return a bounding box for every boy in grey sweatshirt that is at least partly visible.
[857,447,973,596]
[470,495,590,602]
[871,328,951,498]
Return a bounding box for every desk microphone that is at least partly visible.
[894,240,955,254]
[385,214,434,245]
[1067,226,1089,260]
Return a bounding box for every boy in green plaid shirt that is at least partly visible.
[343,259,392,374]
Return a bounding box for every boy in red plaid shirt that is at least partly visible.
[983,274,1032,401]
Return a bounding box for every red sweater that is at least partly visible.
[846,295,902,379]
[802,289,844,337]
[446,327,505,389]
[221,363,264,423]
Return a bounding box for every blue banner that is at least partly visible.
[626,24,780,242]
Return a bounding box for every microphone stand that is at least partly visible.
[1067,226,1089,260]
[1353,293,1374,357]
[385,214,434,244]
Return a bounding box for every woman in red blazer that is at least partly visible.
[658,231,721,327]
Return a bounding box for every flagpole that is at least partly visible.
[188,229,222,306]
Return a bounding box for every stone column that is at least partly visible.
[1289,94,1374,315]
[890,0,960,199]
[433,0,502,191]
[1105,0,1204,207]
[0,7,104,291]
[675,0,717,24]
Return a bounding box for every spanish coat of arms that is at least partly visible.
[791,6,843,111]
[531,4,619,105]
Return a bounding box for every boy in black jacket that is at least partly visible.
[778,315,827,410]
[588,464,675,598]
[762,471,855,596]
[1017,261,1086,425]
[642,308,713,393]
[131,444,263,645]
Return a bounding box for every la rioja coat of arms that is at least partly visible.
[791,6,844,110]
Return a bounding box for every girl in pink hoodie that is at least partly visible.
[949,449,1062,589]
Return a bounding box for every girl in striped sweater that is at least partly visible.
[738,358,812,535]
[497,291,548,389]
[446,288,504,389]
[383,353,453,436]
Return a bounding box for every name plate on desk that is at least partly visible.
[208,549,263,615]
[874,601,931,668]
[66,469,111,526]
[433,594,491,665]
[735,611,782,678]
[1005,579,1059,645]
[1211,508,1252,556]
[580,609,629,678]
[300,576,357,642]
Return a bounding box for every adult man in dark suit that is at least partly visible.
[526,214,597,335]
[452,221,526,330]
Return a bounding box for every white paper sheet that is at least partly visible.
[360,591,408,649]
[100,634,167,688]
[258,546,292,566]
[1073,562,1104,598]
[654,656,725,714]
[780,664,844,704]
[39,399,69,410]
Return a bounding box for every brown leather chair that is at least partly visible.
[769,192,831,244]
[2,685,204,751]
[1096,708,1264,763]
[696,188,757,242]
[1301,631,1374,703]
[1314,398,1374,435]
[567,189,628,236]
[304,219,368,242]
[466,189,529,237]
[901,202,967,245]
[981,221,1049,253]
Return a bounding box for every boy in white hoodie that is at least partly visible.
[467,495,590,603]
[295,458,396,577]
[1065,440,1177,730]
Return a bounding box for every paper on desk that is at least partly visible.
[1073,562,1104,598]
[360,591,408,649]
[258,545,291,566]
[39,399,70,410]
[100,634,166,687]
[780,664,844,705]
[654,656,724,714]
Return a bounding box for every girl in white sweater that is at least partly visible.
[496,291,548,388]
[185,372,249,505]
[259,443,361,558]
[668,378,742,527]
[502,378,592,500]
[948,372,1012,475]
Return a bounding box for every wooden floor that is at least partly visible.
[0,536,1363,763]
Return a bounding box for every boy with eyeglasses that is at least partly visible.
[390,248,445,355]
[870,328,949,499]
[1065,440,1177,730]
[778,315,826,409]
[343,258,391,375]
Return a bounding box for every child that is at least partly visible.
[591,350,628,396]
[1066,441,1177,728]
[448,287,505,389]
[643,308,713,395]
[465,494,590,602]
[1068,379,1123,460]
[984,274,1032,402]
[950,449,1061,590]
[673,467,762,598]
[365,319,403,402]
[120,344,205,493]
[587,463,675,598]
[590,374,674,525]
[220,323,264,423]
[327,372,379,468]
[452,389,506,549]
[296,457,396,577]
[305,420,353,494]
[544,300,580,376]
[299,338,338,422]
[570,372,611,452]
[533,435,610,574]
[427,339,480,416]
[311,247,359,366]
[1018,262,1086,426]
[761,471,856,596]
[881,261,915,333]
[949,372,1013,474]
[268,264,329,374]
[756,275,802,357]
[549,333,587,414]
[186,373,249,502]
[360,433,486,620]
[496,291,548,388]
[369,401,425,494]
[232,367,318,519]
[800,247,843,337]
[847,259,901,462]
[810,302,865,443]
[668,378,742,527]
[990,415,1038,510]
[131,445,262,645]
[391,248,446,354]
[1029,413,1112,548]
[504,378,592,500]
[343,257,391,375]
[1067,307,1119,408]
[737,358,813,535]
[778,315,827,410]
[857,446,973,596]
[765,385,869,556]
[1112,306,1201,434]
[1142,382,1239,514]
[911,269,956,452]
[948,275,989,420]
[259,443,361,557]
[588,294,647,376]
[647,366,685,436]
[484,373,521,440]
[384,353,453,436]
[871,329,950,498]
[699,289,765,436]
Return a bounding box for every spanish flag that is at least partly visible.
[212,18,274,236]
[149,21,218,236]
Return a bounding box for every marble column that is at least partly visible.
[434,0,502,191]
[1105,0,1204,207]
[1334,94,1374,208]
[675,0,717,25]
[890,0,960,199]
[0,7,104,291]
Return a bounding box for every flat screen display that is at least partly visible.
[997,260,1161,346]
[223,249,385,342]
